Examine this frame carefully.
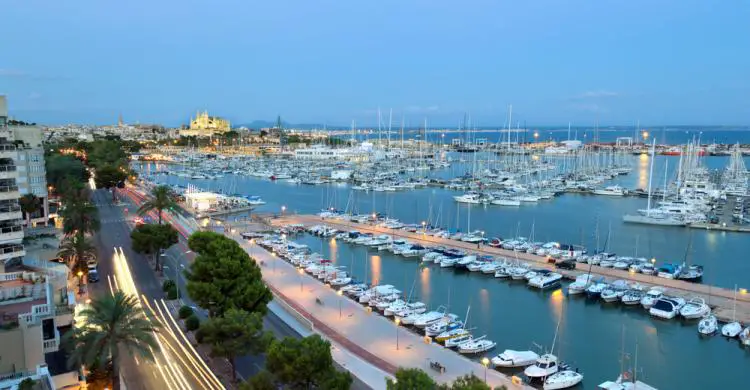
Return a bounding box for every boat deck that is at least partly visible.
[271,214,750,324]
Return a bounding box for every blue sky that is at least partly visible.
[1,1,748,126]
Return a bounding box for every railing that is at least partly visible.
[0,370,37,382]
[0,185,18,193]
[0,225,22,234]
[19,302,52,325]
[0,245,24,255]
[0,204,21,213]
[0,144,16,151]
[0,165,16,172]
[43,328,60,353]
[0,271,23,281]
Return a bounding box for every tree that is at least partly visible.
[137,185,177,224]
[60,196,100,236]
[45,154,89,190]
[185,231,271,317]
[58,234,96,271]
[386,368,436,390]
[86,139,129,170]
[64,292,159,390]
[239,370,276,390]
[439,374,490,390]
[197,309,274,382]
[94,164,128,201]
[130,223,179,271]
[266,335,352,389]
[19,193,40,226]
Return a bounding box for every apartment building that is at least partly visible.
[10,123,50,227]
[0,96,26,273]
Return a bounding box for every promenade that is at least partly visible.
[231,233,530,389]
[271,214,750,325]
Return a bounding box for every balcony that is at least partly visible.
[43,328,60,353]
[0,184,18,201]
[0,165,16,180]
[0,244,25,262]
[0,225,23,244]
[0,204,22,222]
[0,144,15,159]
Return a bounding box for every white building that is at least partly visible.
[9,124,50,227]
[0,96,26,271]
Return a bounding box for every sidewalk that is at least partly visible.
[231,233,530,389]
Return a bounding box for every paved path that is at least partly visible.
[272,215,750,325]
[230,232,531,389]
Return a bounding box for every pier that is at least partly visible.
[270,214,750,325]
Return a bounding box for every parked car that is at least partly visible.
[555,259,576,270]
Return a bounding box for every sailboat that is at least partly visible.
[623,140,686,226]
[598,339,658,390]
[721,285,743,338]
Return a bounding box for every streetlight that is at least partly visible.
[271,251,277,274]
[281,205,286,216]
[337,289,343,318]
[481,357,490,383]
[395,317,401,350]
[421,221,426,234]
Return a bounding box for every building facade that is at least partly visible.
[0,96,26,272]
[10,124,50,227]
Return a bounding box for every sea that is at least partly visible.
[134,152,750,389]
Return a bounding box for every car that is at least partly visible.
[88,269,100,283]
[555,259,576,270]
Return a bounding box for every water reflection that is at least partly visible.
[419,267,431,302]
[638,153,649,189]
[370,255,381,286]
[550,288,564,323]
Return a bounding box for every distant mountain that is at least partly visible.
[234,120,345,130]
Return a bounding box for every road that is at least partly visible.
[110,188,370,388]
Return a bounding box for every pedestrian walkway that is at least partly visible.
[229,232,530,389]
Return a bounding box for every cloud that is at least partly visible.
[571,90,619,99]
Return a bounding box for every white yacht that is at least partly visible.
[414,310,452,328]
[544,370,584,390]
[453,193,482,204]
[524,354,562,379]
[491,350,539,368]
[698,315,718,336]
[598,376,658,390]
[444,333,473,348]
[435,327,470,343]
[640,287,665,309]
[457,336,496,354]
[649,297,686,320]
[620,289,645,305]
[528,272,563,289]
[679,297,710,319]
[593,185,625,196]
[491,197,521,206]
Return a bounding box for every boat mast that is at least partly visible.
[646,139,656,213]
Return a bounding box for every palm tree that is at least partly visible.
[58,234,96,284]
[65,292,160,390]
[137,185,177,224]
[60,198,100,236]
[19,194,39,227]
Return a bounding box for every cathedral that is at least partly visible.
[181,111,231,136]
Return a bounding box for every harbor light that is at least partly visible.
[741,288,748,295]
[77,271,83,277]
[651,257,656,264]
[481,357,490,382]
[337,290,343,296]
[642,130,649,140]
[533,131,539,139]
[85,298,92,304]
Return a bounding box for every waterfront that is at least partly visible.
[137,153,750,290]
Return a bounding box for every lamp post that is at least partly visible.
[281,205,286,217]
[272,251,277,274]
[395,317,401,350]
[298,267,304,292]
[481,357,490,383]
[421,221,426,234]
[337,289,343,318]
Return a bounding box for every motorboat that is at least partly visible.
[593,185,625,196]
[494,267,510,279]
[544,370,584,390]
[480,262,500,274]
[435,327,470,343]
[600,280,629,303]
[358,285,399,303]
[528,272,563,289]
[722,321,743,338]
[649,296,686,320]
[567,274,594,295]
[620,289,645,305]
[424,317,460,337]
[414,310,453,328]
[383,300,407,316]
[491,197,521,206]
[444,333,473,348]
[680,297,710,319]
[585,282,608,299]
[508,265,530,280]
[656,263,682,279]
[453,193,482,204]
[457,336,496,354]
[740,327,750,346]
[491,349,539,368]
[640,287,665,309]
[698,315,718,336]
[524,354,563,379]
[677,264,704,282]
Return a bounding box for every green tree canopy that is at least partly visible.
[386,367,436,390]
[45,154,89,191]
[197,308,274,382]
[94,164,128,200]
[19,193,40,225]
[137,185,178,224]
[64,292,159,390]
[87,139,130,169]
[130,223,179,271]
[60,196,100,236]
[239,370,276,390]
[185,231,271,317]
[439,374,491,390]
[266,335,352,390]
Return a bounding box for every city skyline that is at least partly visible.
[1,1,749,126]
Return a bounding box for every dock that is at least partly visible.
[271,214,750,325]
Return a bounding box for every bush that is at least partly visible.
[178,305,194,319]
[166,285,178,300]
[185,314,200,331]
[162,279,176,292]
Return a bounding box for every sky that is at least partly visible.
[1,1,749,127]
